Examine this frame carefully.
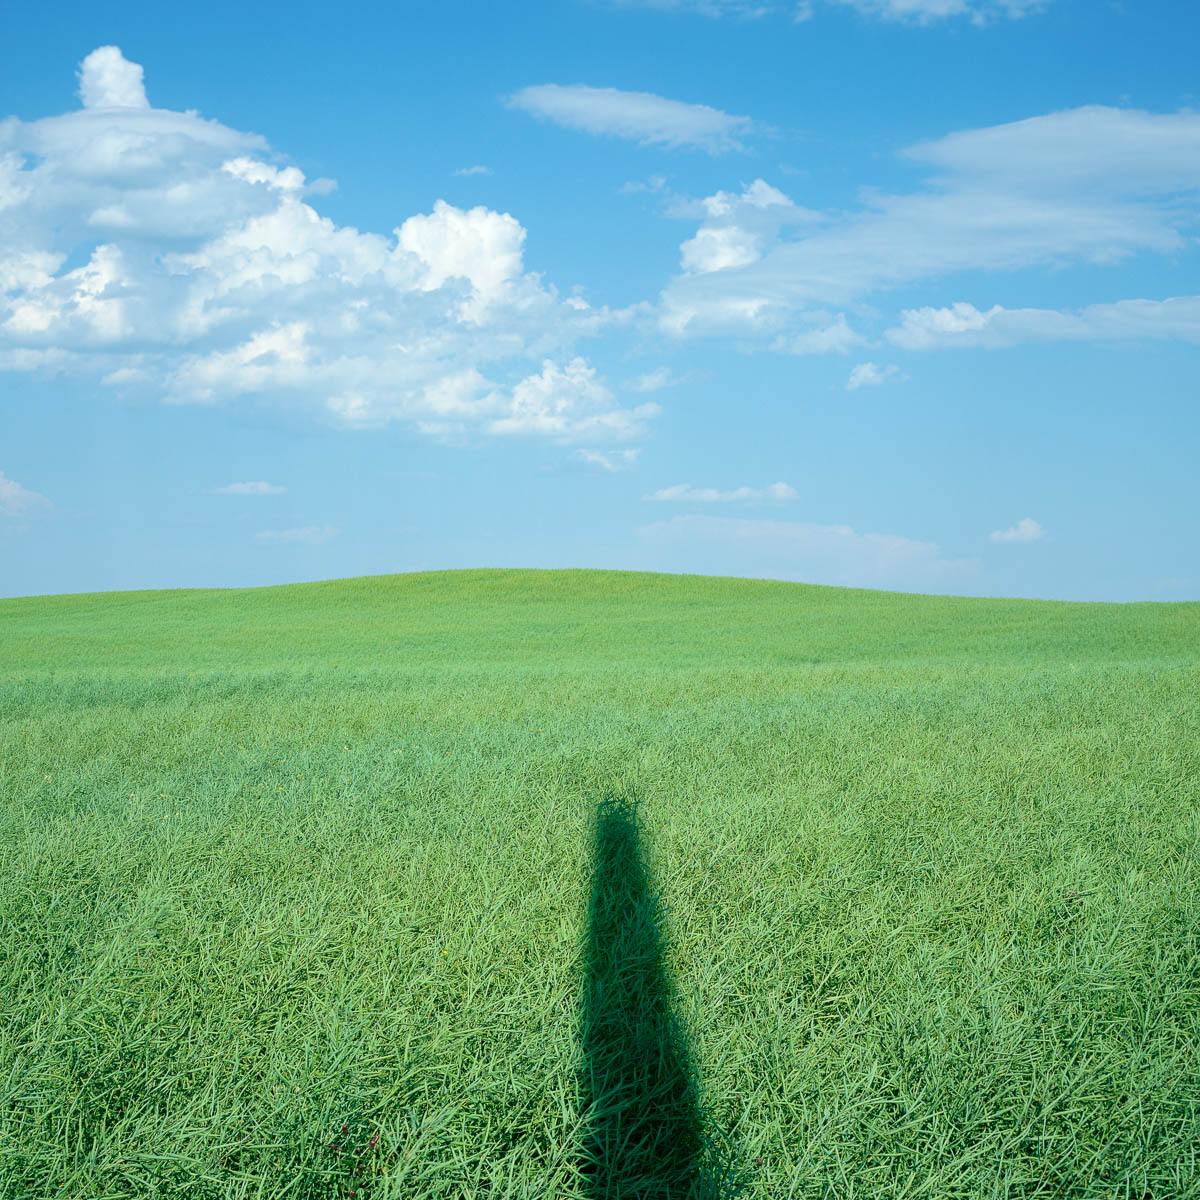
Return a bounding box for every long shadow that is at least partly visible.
[579,795,714,1199]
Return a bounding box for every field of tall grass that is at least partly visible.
[2,569,1197,1198]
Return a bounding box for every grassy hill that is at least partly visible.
[2,570,1197,1197]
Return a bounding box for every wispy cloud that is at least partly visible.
[628,366,691,392]
[0,471,50,517]
[774,314,862,355]
[638,514,979,591]
[887,296,1200,350]
[619,174,670,196]
[453,165,492,176]
[803,0,1047,24]
[214,481,286,495]
[571,448,642,471]
[610,0,772,15]
[506,84,753,153]
[613,0,1046,20]
[647,481,797,503]
[847,362,902,390]
[660,106,1200,341]
[990,517,1046,544]
[255,524,339,544]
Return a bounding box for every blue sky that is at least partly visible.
[1,0,1197,600]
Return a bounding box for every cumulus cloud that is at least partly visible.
[638,514,978,591]
[990,517,1045,543]
[489,358,659,441]
[396,200,526,316]
[0,471,49,517]
[847,362,902,389]
[678,179,817,275]
[77,45,149,109]
[214,481,286,495]
[659,106,1200,341]
[571,448,642,471]
[661,179,845,337]
[506,84,753,153]
[0,47,648,443]
[647,481,797,502]
[255,524,339,544]
[887,296,1200,350]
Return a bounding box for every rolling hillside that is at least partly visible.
[2,571,1197,1198]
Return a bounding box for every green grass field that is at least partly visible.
[2,569,1198,1199]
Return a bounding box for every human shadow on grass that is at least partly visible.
[579,795,736,1200]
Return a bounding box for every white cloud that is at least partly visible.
[638,514,978,591]
[489,358,660,441]
[214,481,286,495]
[773,313,862,355]
[506,84,753,153]
[0,48,648,443]
[629,366,689,391]
[620,174,670,196]
[887,296,1200,350]
[659,105,1200,343]
[77,45,149,110]
[255,524,339,544]
[453,165,492,176]
[677,179,817,279]
[611,0,772,14]
[221,156,306,192]
[0,471,49,517]
[396,200,527,319]
[571,448,642,471]
[647,481,797,502]
[681,224,764,274]
[816,0,1045,23]
[659,293,776,336]
[662,179,843,337]
[847,362,902,389]
[619,0,1042,16]
[901,104,1200,190]
[990,517,1045,544]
